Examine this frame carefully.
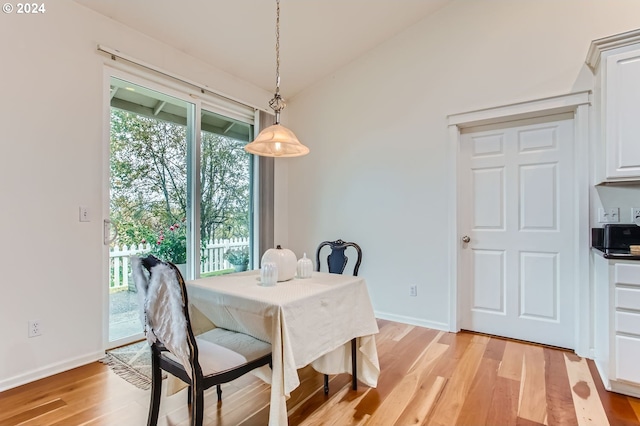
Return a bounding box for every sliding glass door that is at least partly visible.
[106,71,255,347]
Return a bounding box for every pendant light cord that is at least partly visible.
[244,0,310,157]
[269,0,285,124]
[275,0,280,95]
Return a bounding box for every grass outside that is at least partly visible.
[201,268,234,278]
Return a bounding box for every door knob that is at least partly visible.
[462,236,471,243]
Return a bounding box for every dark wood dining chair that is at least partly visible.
[315,239,362,395]
[315,239,362,276]
[131,255,272,426]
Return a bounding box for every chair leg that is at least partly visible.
[217,384,222,402]
[191,380,204,426]
[148,346,162,426]
[187,385,192,406]
[324,338,358,395]
[351,338,358,390]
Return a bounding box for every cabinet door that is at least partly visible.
[616,335,640,384]
[605,48,640,179]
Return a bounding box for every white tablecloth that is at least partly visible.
[185,271,380,426]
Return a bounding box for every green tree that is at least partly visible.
[200,131,250,242]
[109,109,250,251]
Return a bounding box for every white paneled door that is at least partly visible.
[458,116,575,349]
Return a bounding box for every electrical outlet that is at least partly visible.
[28,320,42,338]
[632,208,640,222]
[410,285,417,297]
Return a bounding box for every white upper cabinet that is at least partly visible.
[587,29,640,183]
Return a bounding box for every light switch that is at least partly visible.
[598,207,620,223]
[79,206,90,222]
[598,208,608,223]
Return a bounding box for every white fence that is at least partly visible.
[109,237,249,290]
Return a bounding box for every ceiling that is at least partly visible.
[74,0,451,99]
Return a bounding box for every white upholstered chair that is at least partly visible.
[131,255,272,426]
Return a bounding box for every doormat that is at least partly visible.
[100,340,165,390]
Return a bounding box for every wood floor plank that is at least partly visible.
[629,399,640,422]
[352,326,440,419]
[499,340,527,381]
[483,336,507,361]
[89,402,150,426]
[322,388,372,426]
[207,379,271,426]
[35,370,147,426]
[0,363,108,421]
[287,373,351,425]
[0,362,106,400]
[0,399,66,426]
[429,332,474,379]
[455,357,499,426]
[564,353,610,426]
[518,345,548,425]
[392,376,447,426]
[18,370,128,426]
[516,417,546,426]
[586,358,640,426]
[471,334,491,345]
[363,340,449,425]
[391,324,414,342]
[375,320,412,344]
[486,376,520,426]
[427,339,487,426]
[404,332,445,373]
[544,347,579,426]
[2,321,640,426]
[296,383,365,426]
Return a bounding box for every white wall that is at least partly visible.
[592,185,640,226]
[3,0,640,392]
[282,0,640,328]
[0,0,271,390]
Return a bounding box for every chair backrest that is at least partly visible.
[315,239,362,276]
[131,255,202,380]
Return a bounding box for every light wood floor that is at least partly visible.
[2,319,640,425]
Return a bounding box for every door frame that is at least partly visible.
[446,91,591,357]
[102,66,200,349]
[101,63,259,350]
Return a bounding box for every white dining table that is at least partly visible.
[184,270,380,426]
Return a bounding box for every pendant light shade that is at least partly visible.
[245,0,309,158]
[245,124,309,157]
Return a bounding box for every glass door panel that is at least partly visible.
[108,76,192,346]
[200,109,254,276]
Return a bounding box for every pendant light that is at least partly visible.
[245,0,309,157]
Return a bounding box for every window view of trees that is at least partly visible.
[109,108,251,261]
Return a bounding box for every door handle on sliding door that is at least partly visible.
[104,219,117,245]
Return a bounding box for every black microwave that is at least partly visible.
[592,224,640,250]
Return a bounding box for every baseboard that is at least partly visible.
[0,350,105,392]
[611,380,640,398]
[375,311,451,332]
[594,359,612,390]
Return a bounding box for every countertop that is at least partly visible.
[592,247,640,260]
